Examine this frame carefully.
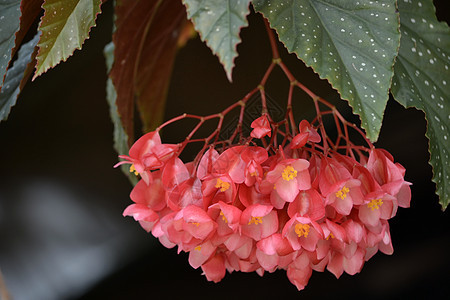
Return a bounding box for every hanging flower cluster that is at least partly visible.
[116,115,411,290]
[116,18,411,290]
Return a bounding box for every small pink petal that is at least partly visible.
[256,248,278,271]
[290,132,309,149]
[197,148,219,180]
[162,157,190,189]
[129,131,161,158]
[188,241,216,269]
[287,264,312,291]
[201,254,226,283]
[397,182,412,208]
[343,248,364,275]
[327,253,344,278]
[275,178,299,203]
[250,115,271,138]
[358,202,381,227]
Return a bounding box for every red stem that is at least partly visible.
[150,13,373,167]
[263,17,280,60]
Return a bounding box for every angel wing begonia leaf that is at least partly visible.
[390,0,450,210]
[0,0,45,121]
[0,0,21,87]
[182,0,251,81]
[0,33,39,121]
[253,0,400,142]
[33,0,102,79]
[14,0,44,57]
[111,0,188,145]
[104,41,137,185]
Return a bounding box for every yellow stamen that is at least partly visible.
[282,165,298,181]
[220,211,228,223]
[191,222,200,227]
[129,164,139,176]
[248,216,263,225]
[326,232,335,240]
[215,178,230,192]
[367,199,383,210]
[194,245,201,251]
[294,223,311,238]
[250,171,258,177]
[335,186,350,200]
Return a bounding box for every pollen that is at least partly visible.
[295,223,310,238]
[194,245,201,251]
[250,171,258,177]
[282,165,298,181]
[248,216,263,225]
[220,211,228,223]
[367,199,383,210]
[215,178,230,192]
[335,186,350,200]
[129,164,139,176]
[326,232,335,240]
[191,222,200,227]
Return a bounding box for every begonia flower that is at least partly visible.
[286,251,313,291]
[240,204,278,241]
[291,120,321,149]
[283,215,324,252]
[201,253,226,283]
[358,194,396,227]
[115,131,179,184]
[256,233,295,271]
[265,159,311,203]
[197,148,219,180]
[288,189,326,221]
[119,116,411,291]
[207,201,242,236]
[326,246,365,278]
[319,158,364,215]
[367,149,412,208]
[201,175,236,208]
[188,240,216,269]
[250,115,271,138]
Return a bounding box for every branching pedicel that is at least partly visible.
[115,19,411,290]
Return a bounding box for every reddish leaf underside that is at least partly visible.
[0,1,42,121]
[13,0,43,59]
[13,0,43,91]
[111,0,188,146]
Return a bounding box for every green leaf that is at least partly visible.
[253,0,400,141]
[104,41,137,186]
[391,0,450,210]
[33,0,102,79]
[0,33,39,121]
[0,0,21,86]
[183,0,251,81]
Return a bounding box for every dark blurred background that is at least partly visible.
[0,1,449,299]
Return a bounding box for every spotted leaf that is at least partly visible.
[0,0,21,87]
[253,0,400,141]
[391,0,450,210]
[33,0,102,79]
[182,0,251,81]
[0,33,39,121]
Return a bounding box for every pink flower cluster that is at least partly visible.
[117,120,411,291]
